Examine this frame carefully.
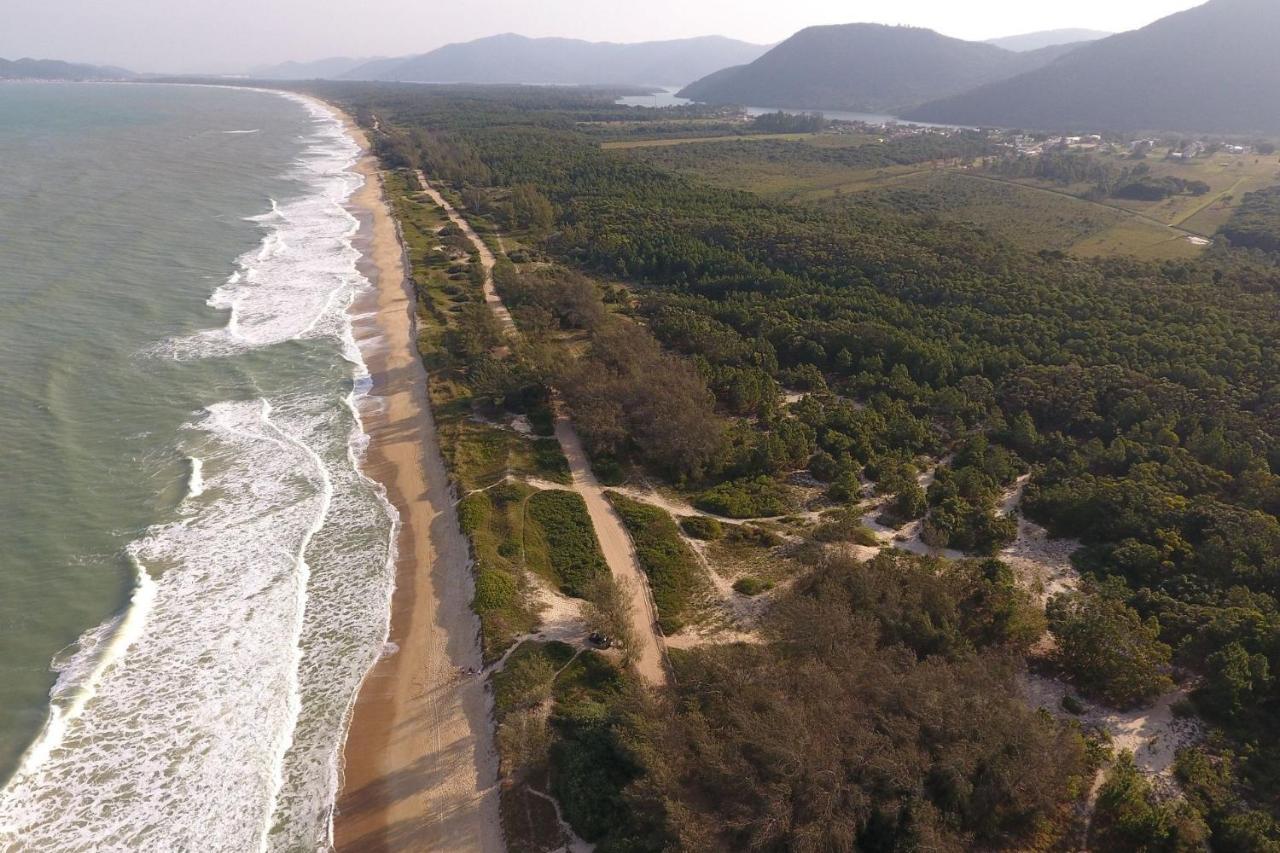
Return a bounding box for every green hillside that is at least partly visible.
[677,24,1076,114]
[907,0,1280,132]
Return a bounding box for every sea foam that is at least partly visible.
[0,92,398,852]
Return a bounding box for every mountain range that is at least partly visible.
[338,34,769,87]
[0,57,133,81]
[906,0,1280,132]
[984,28,1111,52]
[249,56,381,80]
[677,25,1086,115]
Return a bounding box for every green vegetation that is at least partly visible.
[525,489,609,597]
[490,642,649,851]
[693,475,793,518]
[811,509,880,546]
[304,80,1280,850]
[1090,752,1208,851]
[458,483,540,661]
[649,553,1082,849]
[486,553,1088,852]
[921,435,1023,553]
[604,492,707,633]
[629,131,999,201]
[1046,589,1174,708]
[547,653,647,844]
[730,576,772,596]
[1221,186,1280,253]
[677,515,723,540]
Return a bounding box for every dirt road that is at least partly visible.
[414,169,669,687]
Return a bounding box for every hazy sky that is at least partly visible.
[2,0,1207,73]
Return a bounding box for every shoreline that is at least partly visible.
[331,108,502,851]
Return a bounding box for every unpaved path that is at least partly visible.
[415,171,515,333]
[414,169,669,687]
[553,402,670,685]
[335,126,501,851]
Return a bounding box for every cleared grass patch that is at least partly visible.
[604,492,708,634]
[602,132,813,150]
[458,481,540,661]
[526,489,609,598]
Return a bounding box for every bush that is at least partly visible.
[733,577,773,596]
[1062,694,1086,715]
[679,515,724,540]
[694,476,793,518]
[547,654,641,843]
[1090,752,1209,851]
[727,524,783,548]
[605,492,706,633]
[1047,590,1174,708]
[527,489,609,598]
[532,438,570,482]
[812,511,878,545]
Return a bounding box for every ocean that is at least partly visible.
[0,82,397,849]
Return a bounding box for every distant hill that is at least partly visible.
[343,34,769,87]
[985,29,1111,52]
[907,0,1280,132]
[0,57,133,81]
[676,24,1082,114]
[249,57,382,80]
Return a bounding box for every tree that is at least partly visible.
[1199,641,1271,720]
[509,183,555,236]
[1090,752,1209,852]
[1046,590,1174,708]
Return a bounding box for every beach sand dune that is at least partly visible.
[334,121,501,852]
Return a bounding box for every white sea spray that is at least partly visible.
[0,91,398,852]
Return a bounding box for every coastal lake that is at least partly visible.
[618,87,963,127]
[0,82,395,849]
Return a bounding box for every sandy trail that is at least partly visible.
[332,121,502,852]
[415,170,515,334]
[413,169,669,687]
[552,400,670,685]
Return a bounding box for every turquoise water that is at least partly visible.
[0,83,397,849]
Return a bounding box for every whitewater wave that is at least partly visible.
[0,400,328,850]
[0,92,399,852]
[185,455,205,499]
[152,97,363,360]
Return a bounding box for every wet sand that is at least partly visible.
[332,113,502,852]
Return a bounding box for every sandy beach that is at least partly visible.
[333,114,502,852]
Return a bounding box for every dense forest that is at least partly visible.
[304,82,1280,850]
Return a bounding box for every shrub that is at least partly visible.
[527,489,609,598]
[605,492,707,634]
[695,476,793,519]
[733,577,773,596]
[727,524,783,548]
[1090,752,1209,851]
[812,511,878,545]
[680,515,724,540]
[1047,590,1174,708]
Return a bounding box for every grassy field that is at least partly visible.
[625,136,1245,259]
[1003,147,1280,238]
[604,492,709,634]
[849,171,1128,253]
[602,132,817,150]
[626,133,946,199]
